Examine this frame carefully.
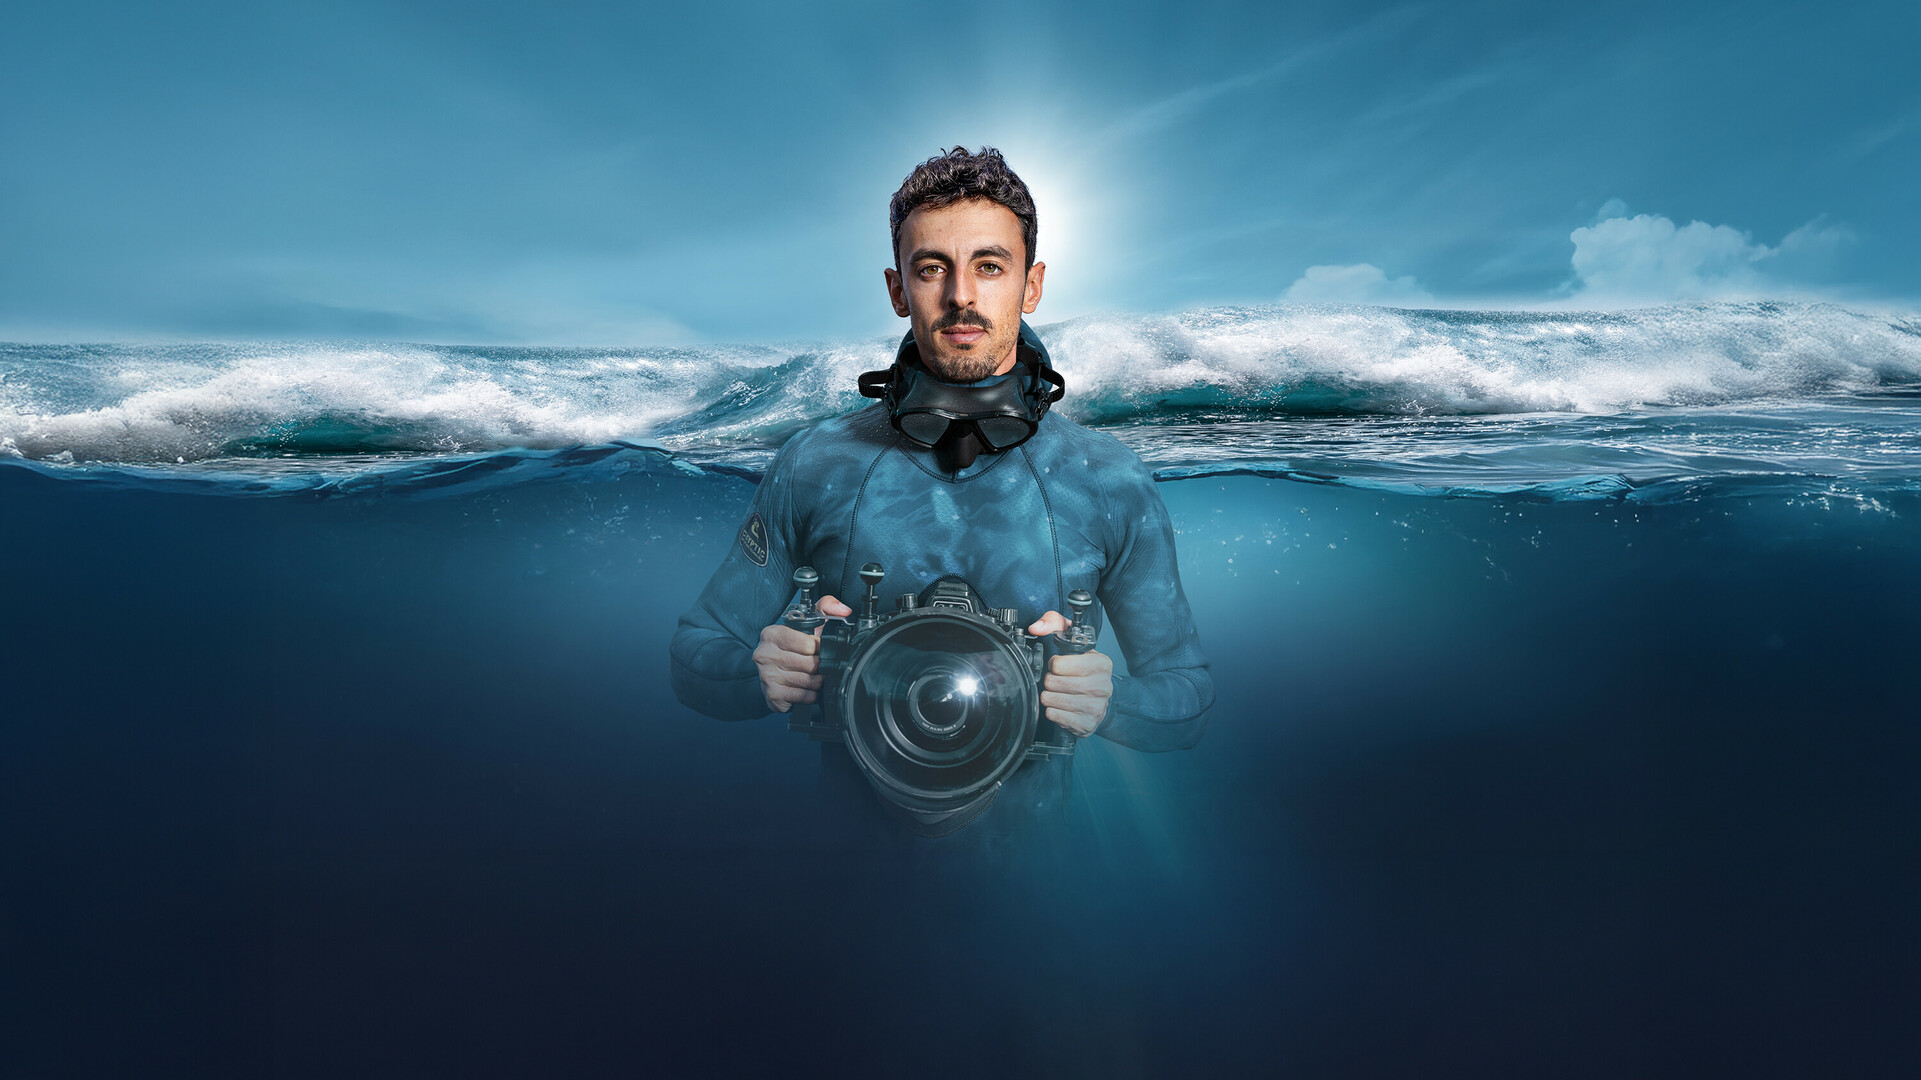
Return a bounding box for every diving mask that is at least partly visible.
[858,324,1066,462]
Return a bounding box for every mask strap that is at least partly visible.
[857,368,894,400]
[1032,363,1066,405]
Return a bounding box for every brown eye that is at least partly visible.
[979,263,1003,276]
[918,264,943,278]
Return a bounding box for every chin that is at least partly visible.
[928,355,999,382]
[926,335,1012,380]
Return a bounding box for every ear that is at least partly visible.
[1021,261,1046,315]
[884,267,911,318]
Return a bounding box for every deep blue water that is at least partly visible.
[4,304,1920,1076]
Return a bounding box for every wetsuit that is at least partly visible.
[670,325,1213,829]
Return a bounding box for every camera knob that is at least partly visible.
[896,593,919,611]
[1056,589,1098,654]
[783,565,825,630]
[859,562,885,623]
[1066,589,1093,622]
[997,607,1021,629]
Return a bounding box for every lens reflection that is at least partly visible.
[909,668,971,736]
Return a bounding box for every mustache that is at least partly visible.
[931,310,993,333]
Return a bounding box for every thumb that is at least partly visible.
[1028,610,1066,636]
[817,594,853,618]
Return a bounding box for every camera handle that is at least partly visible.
[1019,588,1100,759]
[781,565,849,739]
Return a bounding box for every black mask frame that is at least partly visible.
[858,328,1066,468]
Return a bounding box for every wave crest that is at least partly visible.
[3,301,1918,464]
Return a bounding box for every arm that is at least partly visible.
[668,442,808,721]
[1090,451,1214,751]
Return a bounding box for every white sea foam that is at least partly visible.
[0,340,885,463]
[1045,302,1921,419]
[2,302,1917,464]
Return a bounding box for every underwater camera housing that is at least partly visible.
[782,562,1098,836]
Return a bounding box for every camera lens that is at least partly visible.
[907,669,973,738]
[839,610,1040,810]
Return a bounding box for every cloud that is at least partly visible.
[1284,263,1435,305]
[1567,208,1854,303]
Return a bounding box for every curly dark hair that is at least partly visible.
[889,147,1038,271]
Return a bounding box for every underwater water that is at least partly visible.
[4,302,1920,1076]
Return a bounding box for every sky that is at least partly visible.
[3,0,1917,345]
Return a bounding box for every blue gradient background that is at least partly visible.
[6,5,1921,1077]
[4,1,1918,342]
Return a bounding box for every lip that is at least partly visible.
[940,327,987,344]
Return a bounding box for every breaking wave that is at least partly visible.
[5,301,1921,501]
[3,301,1916,465]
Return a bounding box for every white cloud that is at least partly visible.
[1284,263,1435,305]
[1777,217,1854,257]
[1567,209,1854,303]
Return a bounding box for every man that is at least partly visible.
[670,147,1211,835]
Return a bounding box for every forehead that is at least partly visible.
[897,198,1025,260]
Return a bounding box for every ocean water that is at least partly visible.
[4,302,1920,1076]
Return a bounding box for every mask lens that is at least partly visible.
[974,415,1035,450]
[897,412,951,446]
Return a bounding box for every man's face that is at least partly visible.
[885,198,1046,382]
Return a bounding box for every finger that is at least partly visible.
[1047,651,1113,677]
[759,667,824,691]
[816,594,853,618]
[765,676,821,697]
[1027,610,1066,636]
[1043,673,1112,700]
[760,624,820,656]
[763,684,820,712]
[1041,702,1100,737]
[1041,689,1106,717]
[758,648,822,674]
[753,639,821,674]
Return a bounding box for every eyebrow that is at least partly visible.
[908,245,1017,265]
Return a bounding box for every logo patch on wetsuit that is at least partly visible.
[737,512,769,566]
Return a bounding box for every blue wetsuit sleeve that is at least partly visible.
[1093,452,1214,751]
[668,442,806,721]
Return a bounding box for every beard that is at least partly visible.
[919,309,1009,382]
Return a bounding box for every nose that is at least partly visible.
[945,264,976,310]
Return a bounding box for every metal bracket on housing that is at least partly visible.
[786,711,844,743]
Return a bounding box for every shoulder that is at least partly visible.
[767,404,894,475]
[1028,411,1154,488]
